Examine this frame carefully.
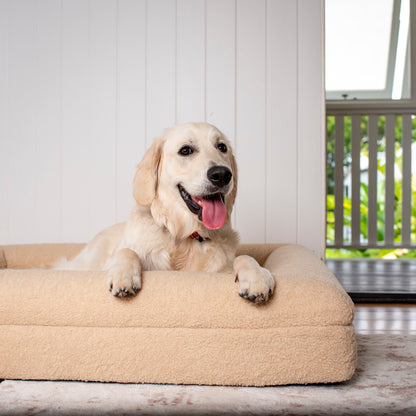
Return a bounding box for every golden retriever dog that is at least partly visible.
[57,122,275,303]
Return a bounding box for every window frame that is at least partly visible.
[326,0,416,113]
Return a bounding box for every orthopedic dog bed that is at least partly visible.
[0,243,356,386]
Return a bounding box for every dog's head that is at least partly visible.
[133,122,237,239]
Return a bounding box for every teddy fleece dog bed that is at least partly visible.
[0,243,356,386]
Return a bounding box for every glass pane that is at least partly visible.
[326,0,394,93]
[325,0,411,101]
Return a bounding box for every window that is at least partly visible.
[325,0,414,104]
[325,0,416,303]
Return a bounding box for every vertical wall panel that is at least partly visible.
[176,0,205,124]
[7,0,37,243]
[0,0,325,257]
[116,0,147,222]
[88,0,117,235]
[206,0,236,140]
[34,0,62,242]
[235,0,267,243]
[61,0,92,242]
[146,0,176,143]
[297,0,325,258]
[0,0,9,242]
[266,0,298,244]
[206,0,237,226]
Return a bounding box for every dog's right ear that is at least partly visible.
[133,139,164,206]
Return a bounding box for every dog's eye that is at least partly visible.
[179,145,194,156]
[217,143,228,153]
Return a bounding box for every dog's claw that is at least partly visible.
[239,291,269,304]
[121,288,132,297]
[257,294,266,303]
[112,285,140,297]
[239,290,249,298]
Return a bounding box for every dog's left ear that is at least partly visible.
[133,139,164,206]
[226,152,238,212]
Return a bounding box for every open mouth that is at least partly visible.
[178,184,227,230]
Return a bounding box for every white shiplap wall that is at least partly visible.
[0,0,325,258]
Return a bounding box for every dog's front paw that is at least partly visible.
[237,268,274,303]
[107,264,141,297]
[234,255,275,303]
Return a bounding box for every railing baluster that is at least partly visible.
[384,114,396,245]
[367,115,378,246]
[351,115,361,246]
[327,111,415,251]
[402,114,412,246]
[334,115,345,246]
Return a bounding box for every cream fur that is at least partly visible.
[56,122,274,301]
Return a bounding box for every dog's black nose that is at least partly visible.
[207,166,232,188]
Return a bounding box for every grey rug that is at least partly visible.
[0,335,415,416]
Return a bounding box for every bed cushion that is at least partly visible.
[0,243,356,386]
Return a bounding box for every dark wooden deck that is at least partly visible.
[326,258,416,303]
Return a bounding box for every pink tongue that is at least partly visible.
[201,196,227,230]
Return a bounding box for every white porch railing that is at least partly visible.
[326,109,415,250]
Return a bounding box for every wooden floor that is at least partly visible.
[327,258,416,302]
[354,304,416,335]
[326,258,416,301]
[327,258,416,293]
[326,258,416,335]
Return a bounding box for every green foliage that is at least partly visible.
[325,248,413,258]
